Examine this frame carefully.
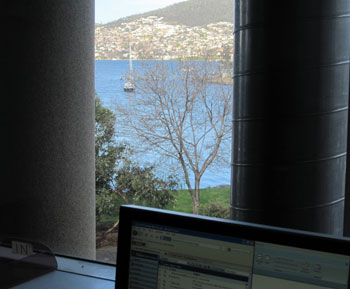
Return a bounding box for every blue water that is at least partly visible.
[95,60,231,188]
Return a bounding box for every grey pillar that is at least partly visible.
[231,0,350,235]
[1,0,95,258]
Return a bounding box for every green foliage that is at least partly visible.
[95,94,178,223]
[115,162,178,209]
[202,202,230,219]
[98,186,231,228]
[95,95,126,196]
[96,193,119,222]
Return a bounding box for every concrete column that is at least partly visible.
[1,0,95,258]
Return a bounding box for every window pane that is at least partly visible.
[95,0,233,263]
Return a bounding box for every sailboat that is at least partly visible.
[124,45,135,92]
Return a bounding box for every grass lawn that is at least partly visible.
[97,186,231,230]
[166,186,230,214]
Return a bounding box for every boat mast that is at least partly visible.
[123,42,135,92]
[129,44,133,82]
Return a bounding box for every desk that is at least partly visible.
[1,254,116,289]
[10,270,115,289]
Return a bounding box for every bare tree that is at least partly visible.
[116,61,232,214]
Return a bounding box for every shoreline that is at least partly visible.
[96,59,233,85]
[95,58,231,63]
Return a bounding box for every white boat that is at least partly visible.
[123,81,135,92]
[124,45,135,92]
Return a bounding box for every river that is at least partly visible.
[95,60,231,188]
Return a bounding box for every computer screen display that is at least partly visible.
[116,205,350,289]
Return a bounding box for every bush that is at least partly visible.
[202,202,230,219]
[96,192,119,222]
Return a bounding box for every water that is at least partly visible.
[95,60,231,188]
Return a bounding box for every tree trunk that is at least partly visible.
[192,199,200,215]
[192,176,201,214]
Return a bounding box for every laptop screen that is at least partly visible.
[116,205,350,289]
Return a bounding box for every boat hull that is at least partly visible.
[124,87,135,92]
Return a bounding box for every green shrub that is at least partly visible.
[202,202,230,219]
[96,192,119,222]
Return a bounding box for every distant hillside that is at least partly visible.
[106,0,233,27]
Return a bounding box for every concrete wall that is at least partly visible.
[1,0,96,258]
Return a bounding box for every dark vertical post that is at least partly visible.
[231,0,350,235]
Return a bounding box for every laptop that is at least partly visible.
[115,205,350,289]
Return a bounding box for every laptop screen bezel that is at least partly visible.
[115,205,350,288]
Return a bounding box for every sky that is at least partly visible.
[95,0,187,24]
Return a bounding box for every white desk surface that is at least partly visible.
[10,269,115,289]
[0,249,116,289]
